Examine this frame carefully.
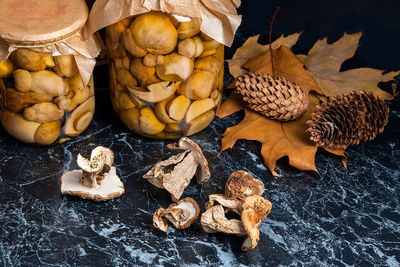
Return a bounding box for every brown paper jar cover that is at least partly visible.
[87,0,241,139]
[0,0,99,145]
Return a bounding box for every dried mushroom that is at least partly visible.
[143,137,210,201]
[205,194,243,215]
[201,205,247,235]
[241,195,272,251]
[166,137,211,183]
[200,171,272,251]
[225,170,264,200]
[60,146,124,201]
[153,197,200,232]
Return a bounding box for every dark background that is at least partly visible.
[1,1,400,266]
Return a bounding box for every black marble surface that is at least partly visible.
[1,1,400,266]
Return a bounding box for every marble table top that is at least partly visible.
[1,1,400,265]
[1,86,399,266]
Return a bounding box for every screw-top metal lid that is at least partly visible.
[0,0,88,47]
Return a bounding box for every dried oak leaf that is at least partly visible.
[297,32,400,99]
[228,32,302,78]
[242,45,323,94]
[219,94,319,176]
[218,45,346,176]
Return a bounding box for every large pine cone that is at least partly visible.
[306,91,389,150]
[236,72,309,121]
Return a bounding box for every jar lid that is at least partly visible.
[0,0,88,47]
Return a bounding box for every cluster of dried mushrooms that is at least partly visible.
[201,171,271,251]
[60,146,125,201]
[145,141,272,251]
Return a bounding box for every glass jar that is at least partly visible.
[106,11,224,139]
[0,0,97,145]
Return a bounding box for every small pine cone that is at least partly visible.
[236,72,309,121]
[306,91,389,150]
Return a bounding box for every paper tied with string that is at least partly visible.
[0,30,101,87]
[86,0,242,47]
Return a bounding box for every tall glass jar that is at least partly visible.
[106,11,224,139]
[0,0,98,145]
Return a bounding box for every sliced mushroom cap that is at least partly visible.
[179,70,215,100]
[64,95,95,137]
[154,96,177,124]
[241,195,272,251]
[183,109,215,136]
[156,53,194,81]
[60,167,124,202]
[185,98,216,123]
[225,171,265,200]
[128,81,179,103]
[167,137,211,184]
[167,95,191,121]
[153,197,200,232]
[200,205,247,235]
[139,107,166,135]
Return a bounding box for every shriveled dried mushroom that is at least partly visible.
[225,170,264,200]
[77,146,114,188]
[143,137,210,201]
[60,146,124,201]
[205,194,243,215]
[201,205,247,235]
[166,137,211,183]
[241,195,272,251]
[200,171,272,251]
[153,197,200,232]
